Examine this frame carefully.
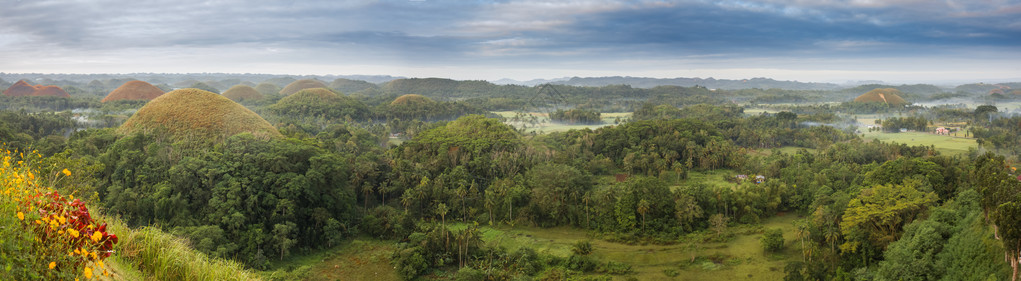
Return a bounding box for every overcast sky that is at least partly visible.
[1,0,1019,83]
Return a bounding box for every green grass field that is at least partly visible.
[455,214,800,280]
[860,130,977,156]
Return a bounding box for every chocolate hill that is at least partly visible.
[390,94,435,106]
[102,80,165,102]
[254,82,281,96]
[272,88,368,119]
[279,79,328,95]
[118,88,282,143]
[222,85,264,102]
[853,88,909,106]
[3,80,70,97]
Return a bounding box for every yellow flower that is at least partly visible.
[69,228,79,238]
[57,216,66,224]
[84,267,92,279]
[16,211,23,221]
[81,249,88,257]
[91,231,102,243]
[97,260,104,269]
[62,169,71,176]
[74,248,81,255]
[48,261,55,269]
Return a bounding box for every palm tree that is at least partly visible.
[637,199,650,232]
[436,202,449,249]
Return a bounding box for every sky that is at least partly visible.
[1,0,1020,84]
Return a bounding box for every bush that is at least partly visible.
[761,228,784,252]
[571,240,593,255]
[454,267,486,281]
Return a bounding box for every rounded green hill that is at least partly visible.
[279,79,328,95]
[102,80,165,102]
[222,85,264,102]
[271,88,368,119]
[118,88,282,142]
[390,94,435,106]
[853,88,909,106]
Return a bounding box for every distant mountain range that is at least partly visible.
[490,77,570,86]
[546,76,843,90]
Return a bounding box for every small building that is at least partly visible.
[754,175,765,184]
[935,127,949,135]
[736,174,748,181]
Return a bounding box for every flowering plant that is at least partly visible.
[2,149,117,280]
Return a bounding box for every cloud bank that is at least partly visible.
[1,0,1019,82]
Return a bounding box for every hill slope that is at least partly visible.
[103,80,165,102]
[118,88,281,143]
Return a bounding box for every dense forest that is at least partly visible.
[3,75,1021,281]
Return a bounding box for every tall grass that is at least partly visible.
[106,219,262,281]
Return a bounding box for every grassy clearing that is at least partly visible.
[461,214,799,281]
[307,239,398,281]
[743,108,781,115]
[493,111,632,134]
[860,130,976,156]
[672,169,736,191]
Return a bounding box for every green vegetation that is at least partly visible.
[6,74,1021,281]
[270,88,369,120]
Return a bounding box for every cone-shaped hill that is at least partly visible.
[279,79,328,95]
[390,94,435,106]
[853,88,909,106]
[102,80,165,102]
[4,80,37,96]
[222,85,264,102]
[3,80,71,97]
[271,88,369,119]
[254,82,281,96]
[118,88,282,143]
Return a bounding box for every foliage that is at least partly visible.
[839,182,937,259]
[761,228,784,252]
[550,108,601,124]
[98,133,358,268]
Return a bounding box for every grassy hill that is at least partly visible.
[117,88,282,143]
[102,80,165,102]
[854,88,909,106]
[279,79,328,95]
[221,85,263,102]
[271,88,369,119]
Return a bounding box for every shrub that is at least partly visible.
[761,228,785,252]
[571,240,593,255]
